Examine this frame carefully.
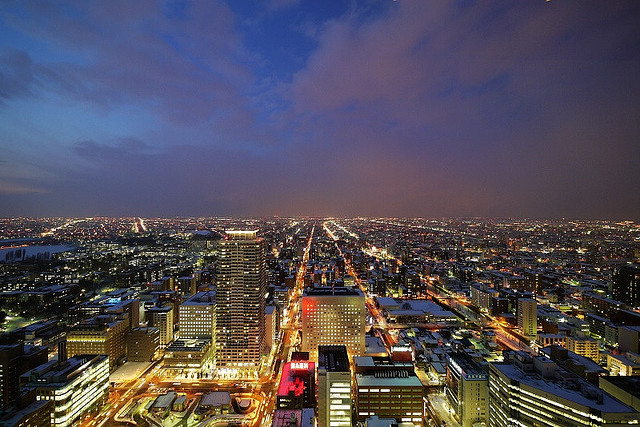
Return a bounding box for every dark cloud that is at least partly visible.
[285,1,640,219]
[0,2,639,219]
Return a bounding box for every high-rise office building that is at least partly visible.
[613,265,640,307]
[265,305,279,352]
[302,286,366,361]
[148,305,174,348]
[446,352,489,427]
[179,291,216,341]
[216,230,266,375]
[317,345,351,427]
[0,343,48,410]
[66,315,128,372]
[517,298,537,338]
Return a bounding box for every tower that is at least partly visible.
[216,230,266,376]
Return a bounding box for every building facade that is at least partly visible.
[148,305,174,348]
[179,291,216,341]
[517,298,537,338]
[302,287,366,360]
[20,355,109,427]
[607,353,640,377]
[566,335,599,362]
[489,351,640,427]
[355,356,423,425]
[277,359,316,410]
[216,231,266,375]
[0,343,48,411]
[317,346,351,427]
[613,265,640,307]
[66,316,128,372]
[446,352,488,427]
[127,327,159,362]
[163,340,214,372]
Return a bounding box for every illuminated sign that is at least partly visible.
[107,297,121,304]
[291,362,309,371]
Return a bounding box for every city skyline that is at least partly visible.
[1,1,639,220]
[0,217,639,426]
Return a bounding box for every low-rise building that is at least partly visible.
[489,351,640,427]
[163,339,214,372]
[355,356,423,425]
[152,391,176,418]
[608,352,640,376]
[195,391,231,417]
[20,354,109,427]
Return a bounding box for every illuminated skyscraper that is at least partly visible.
[216,230,266,375]
[302,286,366,361]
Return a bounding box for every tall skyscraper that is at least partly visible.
[216,230,266,375]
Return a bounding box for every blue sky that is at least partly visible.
[1,1,639,218]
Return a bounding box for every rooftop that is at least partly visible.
[356,372,423,388]
[153,391,177,409]
[182,291,216,306]
[491,362,636,413]
[304,286,363,297]
[200,391,231,407]
[448,352,487,377]
[318,345,349,372]
[166,339,210,352]
[22,354,107,386]
[225,230,258,240]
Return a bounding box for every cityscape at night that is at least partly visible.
[0,217,639,426]
[1,1,640,427]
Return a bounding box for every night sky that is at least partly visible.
[1,1,639,219]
